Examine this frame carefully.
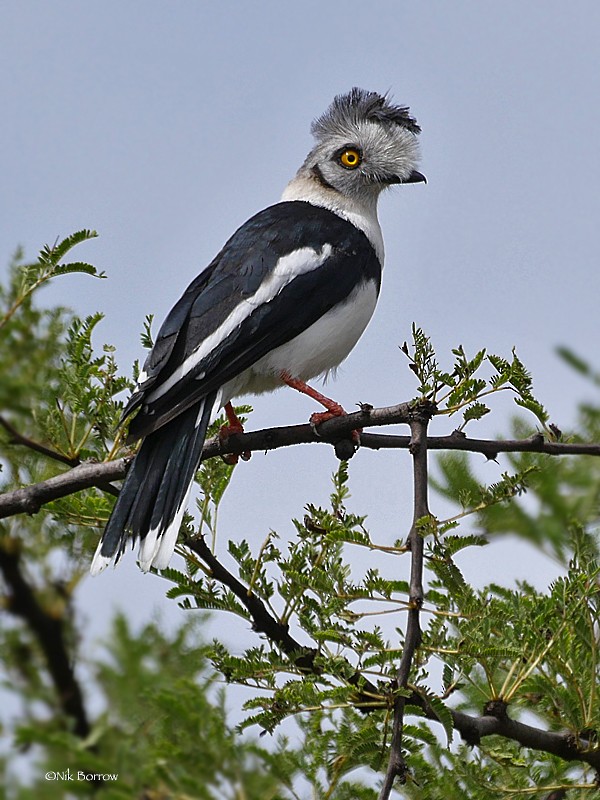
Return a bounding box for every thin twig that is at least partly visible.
[0,414,79,467]
[0,415,120,497]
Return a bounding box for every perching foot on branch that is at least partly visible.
[280,371,361,457]
[219,402,252,464]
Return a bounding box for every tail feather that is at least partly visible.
[90,392,218,576]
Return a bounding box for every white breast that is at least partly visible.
[223,278,379,400]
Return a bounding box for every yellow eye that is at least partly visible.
[339,148,361,169]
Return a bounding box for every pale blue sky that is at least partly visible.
[2,0,599,713]
[3,2,599,417]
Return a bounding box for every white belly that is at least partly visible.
[223,279,379,401]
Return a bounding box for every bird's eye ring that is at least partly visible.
[339,148,362,169]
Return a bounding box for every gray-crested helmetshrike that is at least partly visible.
[91,88,425,575]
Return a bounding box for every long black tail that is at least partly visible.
[91,392,218,574]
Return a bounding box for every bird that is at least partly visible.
[91,87,425,575]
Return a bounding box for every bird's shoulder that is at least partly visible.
[151,201,372,334]
[212,200,377,270]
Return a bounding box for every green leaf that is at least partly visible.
[140,313,155,349]
[38,229,98,266]
[514,396,549,425]
[462,402,491,424]
[53,261,105,278]
[416,688,454,745]
[441,534,488,556]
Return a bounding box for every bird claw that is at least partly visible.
[309,409,340,430]
[221,451,251,465]
[309,411,362,450]
[219,421,251,465]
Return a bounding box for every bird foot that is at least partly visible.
[280,372,361,449]
[219,403,251,464]
[309,403,345,426]
[309,410,362,447]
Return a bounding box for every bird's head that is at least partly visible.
[299,88,425,202]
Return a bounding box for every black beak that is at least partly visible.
[377,169,427,186]
[399,169,427,184]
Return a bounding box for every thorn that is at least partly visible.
[549,422,562,441]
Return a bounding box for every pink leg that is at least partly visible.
[281,373,346,423]
[280,372,361,444]
[223,401,245,433]
[219,402,251,464]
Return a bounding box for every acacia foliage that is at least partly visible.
[0,236,599,798]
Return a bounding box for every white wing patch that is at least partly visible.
[147,244,333,403]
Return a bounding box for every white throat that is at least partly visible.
[281,174,385,264]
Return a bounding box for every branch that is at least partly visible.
[200,403,600,460]
[363,430,600,459]
[3,400,599,778]
[186,527,599,778]
[0,414,78,467]
[410,691,600,772]
[183,534,380,702]
[184,533,600,781]
[2,400,600,521]
[0,537,90,737]
[0,415,120,498]
[0,459,130,519]
[380,403,433,799]
[185,535,310,660]
[453,707,600,772]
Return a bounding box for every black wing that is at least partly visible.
[125,201,381,440]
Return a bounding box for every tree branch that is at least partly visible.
[184,534,311,660]
[0,414,79,467]
[409,690,600,772]
[184,532,600,778]
[454,707,600,771]
[0,459,130,519]
[362,429,600,458]
[183,532,600,782]
[183,534,380,701]
[0,414,121,498]
[201,403,600,461]
[1,400,600,521]
[0,536,90,737]
[380,403,433,799]
[3,398,599,780]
